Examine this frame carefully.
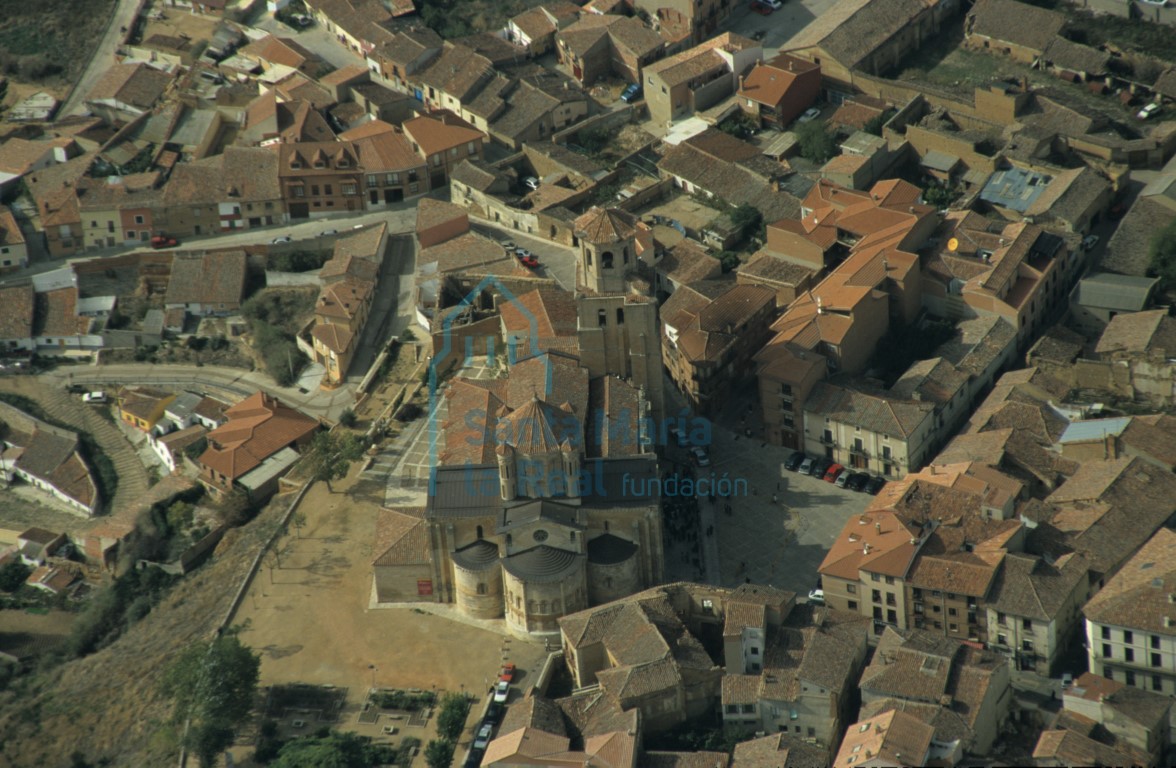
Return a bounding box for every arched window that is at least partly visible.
[477,583,486,595]
[604,521,610,532]
[598,309,607,326]
[506,533,513,547]
[586,250,592,266]
[602,251,614,268]
[605,577,613,588]
[616,308,624,325]
[622,246,629,264]
[540,600,548,613]
[550,225,557,238]
[476,525,483,540]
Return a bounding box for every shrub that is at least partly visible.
[795,121,836,164]
[338,408,357,428]
[435,693,470,742]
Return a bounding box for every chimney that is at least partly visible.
[929,464,937,476]
[863,543,871,555]
[739,74,745,90]
[875,522,882,533]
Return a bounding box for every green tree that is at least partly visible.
[862,108,896,136]
[161,633,260,768]
[0,559,31,592]
[338,408,357,428]
[425,738,455,768]
[435,692,470,742]
[716,251,742,274]
[271,731,374,767]
[795,120,836,164]
[1148,218,1176,290]
[304,430,365,492]
[729,203,763,243]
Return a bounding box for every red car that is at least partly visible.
[518,254,539,269]
[823,463,845,483]
[499,663,516,683]
[151,234,178,249]
[750,0,773,14]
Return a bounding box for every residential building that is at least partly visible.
[116,387,177,433]
[737,54,822,130]
[1061,673,1170,767]
[279,141,365,219]
[304,0,413,58]
[369,26,443,94]
[720,602,870,749]
[0,401,100,515]
[785,0,953,93]
[503,2,582,55]
[802,382,936,478]
[197,391,319,500]
[631,0,734,46]
[1084,528,1176,695]
[465,73,590,151]
[978,165,1110,235]
[0,136,78,197]
[150,425,208,474]
[661,283,776,415]
[833,709,933,768]
[84,62,173,123]
[555,14,665,86]
[402,111,486,189]
[922,213,1072,350]
[0,283,35,351]
[0,205,28,273]
[159,147,285,236]
[164,250,248,321]
[410,42,496,114]
[1069,272,1159,336]
[341,121,430,207]
[311,250,376,387]
[239,34,326,75]
[657,129,799,224]
[76,172,163,250]
[14,528,67,566]
[1088,310,1176,406]
[642,33,761,127]
[1033,726,1149,768]
[731,733,829,768]
[859,627,1012,755]
[963,0,1065,65]
[984,552,1089,675]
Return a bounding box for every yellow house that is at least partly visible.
[117,387,176,432]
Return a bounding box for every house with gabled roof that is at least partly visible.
[84,62,173,123]
[834,709,934,768]
[402,110,486,189]
[0,401,100,515]
[278,140,364,219]
[504,2,582,55]
[164,250,248,320]
[197,391,319,499]
[556,14,665,86]
[963,0,1065,65]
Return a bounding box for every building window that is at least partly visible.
[848,600,857,611]
[1153,675,1163,691]
[602,251,613,269]
[887,609,897,624]
[1125,648,1135,663]
[1152,635,1161,649]
[324,185,333,195]
[367,174,377,186]
[1101,626,1110,640]
[311,185,320,195]
[134,215,144,224]
[1126,670,1136,687]
[1102,643,1112,658]
[1152,652,1161,668]
[885,576,894,585]
[467,141,477,155]
[871,574,880,582]
[949,623,958,632]
[616,308,624,324]
[1022,618,1032,630]
[847,584,856,594]
[1124,630,1134,644]
[342,183,357,196]
[872,590,881,603]
[948,607,957,616]
[476,583,486,595]
[597,309,607,326]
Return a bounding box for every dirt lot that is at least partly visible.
[0,0,115,87]
[234,465,549,745]
[140,8,221,49]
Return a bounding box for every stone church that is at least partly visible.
[371,206,668,638]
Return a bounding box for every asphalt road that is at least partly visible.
[60,0,143,118]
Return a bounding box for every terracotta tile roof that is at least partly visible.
[645,32,757,87]
[240,35,320,70]
[482,726,571,764]
[806,382,934,439]
[157,424,208,453]
[1083,527,1176,636]
[819,511,922,580]
[833,708,933,768]
[499,693,568,738]
[499,286,579,352]
[117,387,175,420]
[1066,672,1171,733]
[316,278,372,323]
[0,138,59,176]
[199,392,318,481]
[966,0,1065,53]
[310,321,354,354]
[789,0,939,70]
[739,54,820,107]
[732,733,828,768]
[86,62,171,108]
[1095,309,1176,357]
[353,128,423,173]
[417,231,514,274]
[33,287,90,337]
[510,2,581,42]
[830,97,888,130]
[722,673,761,705]
[1032,727,1143,767]
[415,198,468,234]
[1119,414,1176,469]
[402,110,485,159]
[165,250,248,308]
[573,206,637,243]
[371,507,430,566]
[439,378,506,465]
[0,284,34,340]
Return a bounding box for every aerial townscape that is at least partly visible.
[1,0,1176,766]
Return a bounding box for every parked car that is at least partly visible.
[484,702,504,725]
[515,247,534,260]
[518,253,539,269]
[271,235,292,243]
[834,468,854,488]
[784,451,806,472]
[823,463,845,483]
[493,680,510,703]
[798,456,815,475]
[667,426,689,448]
[810,457,833,478]
[499,663,516,684]
[463,749,485,768]
[763,0,784,6]
[82,391,107,404]
[620,83,642,102]
[865,475,887,495]
[750,0,774,14]
[807,588,825,605]
[66,384,88,395]
[523,176,540,191]
[798,107,821,123]
[474,722,494,750]
[690,446,711,467]
[1082,234,1099,251]
[150,234,178,249]
[320,228,338,237]
[1137,103,1162,120]
[846,471,870,492]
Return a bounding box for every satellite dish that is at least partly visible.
[947,238,959,252]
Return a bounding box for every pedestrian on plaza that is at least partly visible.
[772,494,778,504]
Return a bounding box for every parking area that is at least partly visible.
[470,222,579,291]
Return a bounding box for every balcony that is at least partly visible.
[820,434,835,446]
[849,445,870,458]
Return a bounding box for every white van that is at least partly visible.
[82,391,107,404]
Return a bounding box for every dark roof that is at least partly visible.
[500,545,584,583]
[451,539,500,570]
[165,250,248,307]
[966,0,1065,53]
[586,533,638,565]
[1074,272,1157,312]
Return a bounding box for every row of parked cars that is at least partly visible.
[465,663,516,766]
[784,451,887,495]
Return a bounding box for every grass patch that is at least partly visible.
[0,393,118,508]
